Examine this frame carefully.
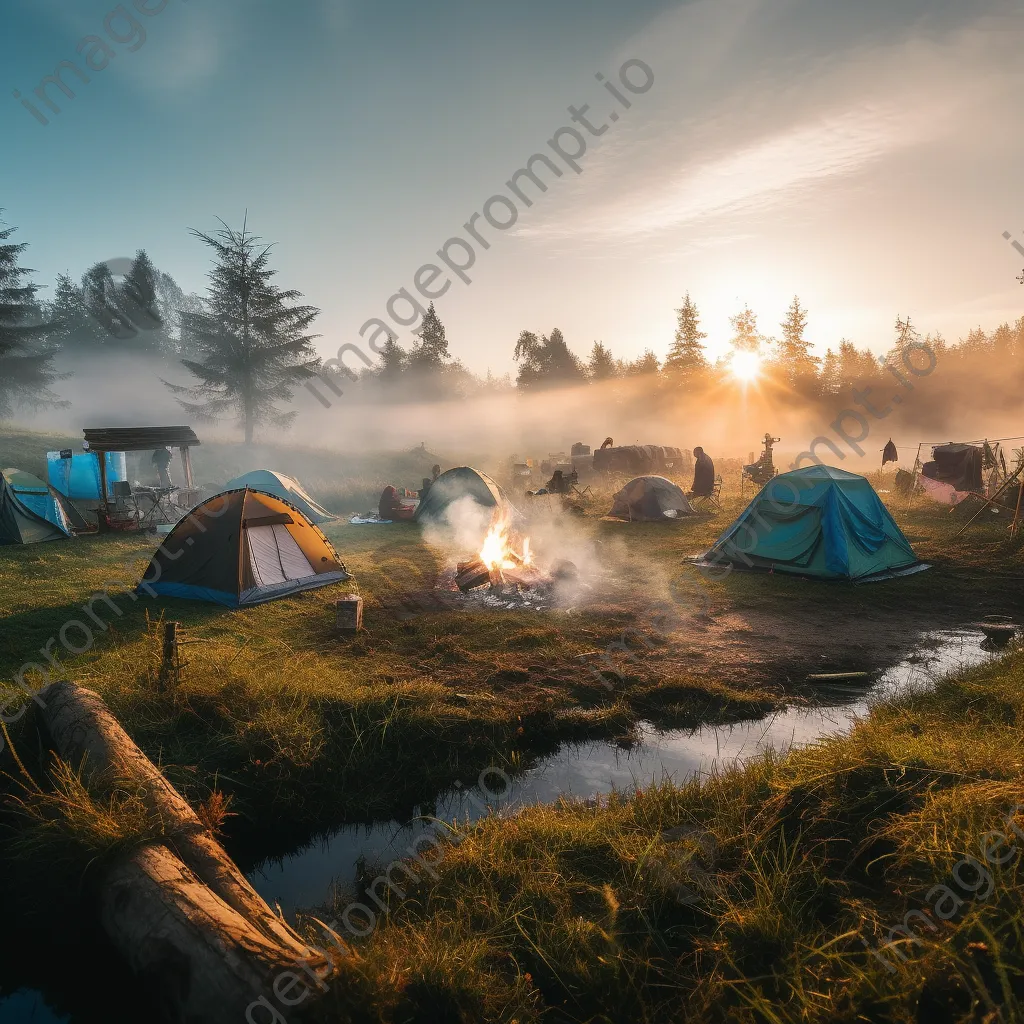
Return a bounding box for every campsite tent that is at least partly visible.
[698,466,921,581]
[138,488,350,607]
[608,476,693,521]
[0,469,74,545]
[224,470,336,524]
[414,467,517,523]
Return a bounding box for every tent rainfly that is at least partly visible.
[0,468,74,545]
[608,476,693,521]
[138,488,350,607]
[414,467,518,523]
[223,470,337,524]
[697,465,923,582]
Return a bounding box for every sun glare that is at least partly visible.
[730,349,761,384]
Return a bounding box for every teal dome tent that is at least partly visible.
[698,466,923,582]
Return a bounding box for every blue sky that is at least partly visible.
[4,0,1024,374]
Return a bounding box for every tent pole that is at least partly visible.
[955,463,1024,537]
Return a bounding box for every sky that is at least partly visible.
[4,0,1024,376]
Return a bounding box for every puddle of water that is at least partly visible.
[0,990,68,1024]
[249,629,1000,918]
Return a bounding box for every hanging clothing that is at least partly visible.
[882,439,899,466]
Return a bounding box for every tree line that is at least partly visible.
[2,208,1023,441]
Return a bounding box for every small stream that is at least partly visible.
[248,628,998,919]
[0,628,1002,1023]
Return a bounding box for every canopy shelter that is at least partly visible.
[414,467,519,523]
[608,476,693,521]
[0,468,74,545]
[138,488,350,607]
[83,426,201,511]
[224,470,336,524]
[697,466,922,582]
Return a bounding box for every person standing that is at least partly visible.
[152,447,173,489]
[689,446,715,498]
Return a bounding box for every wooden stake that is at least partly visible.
[158,620,180,692]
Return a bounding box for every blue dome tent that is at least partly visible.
[223,470,337,524]
[698,466,924,582]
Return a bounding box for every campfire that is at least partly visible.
[453,517,578,599]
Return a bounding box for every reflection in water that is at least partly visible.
[249,629,997,918]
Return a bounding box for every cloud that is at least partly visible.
[515,0,1009,246]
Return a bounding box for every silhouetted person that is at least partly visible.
[690,447,715,498]
[379,485,415,521]
[152,447,173,489]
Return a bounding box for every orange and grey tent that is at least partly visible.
[137,488,350,607]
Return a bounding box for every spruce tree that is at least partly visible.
[729,306,763,353]
[411,302,449,370]
[664,293,708,384]
[165,220,319,444]
[588,341,617,380]
[0,217,62,417]
[777,296,818,390]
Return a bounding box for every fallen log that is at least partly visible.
[37,682,336,1022]
[39,681,313,957]
[100,843,326,1022]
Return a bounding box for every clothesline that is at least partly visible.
[879,436,1024,451]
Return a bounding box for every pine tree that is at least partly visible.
[664,292,708,384]
[165,220,319,444]
[777,296,818,389]
[411,303,449,371]
[119,249,164,349]
[588,341,617,380]
[818,348,840,396]
[729,306,763,354]
[513,328,586,389]
[377,336,407,382]
[0,217,63,416]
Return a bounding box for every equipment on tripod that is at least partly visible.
[743,434,780,493]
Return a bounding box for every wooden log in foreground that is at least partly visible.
[38,682,336,1022]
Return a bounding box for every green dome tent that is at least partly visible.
[0,468,74,545]
[223,470,336,524]
[414,467,518,523]
[698,466,922,581]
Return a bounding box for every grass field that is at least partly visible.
[1,426,1023,1022]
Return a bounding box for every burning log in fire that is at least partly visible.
[456,518,540,593]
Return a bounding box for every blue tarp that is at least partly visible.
[47,451,127,501]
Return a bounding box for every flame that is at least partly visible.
[479,519,531,570]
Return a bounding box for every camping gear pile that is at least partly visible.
[592,444,685,476]
[698,466,923,582]
[742,434,780,489]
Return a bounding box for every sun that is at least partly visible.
[730,349,761,384]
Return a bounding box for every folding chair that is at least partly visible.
[691,475,724,514]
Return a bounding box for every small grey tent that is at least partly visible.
[608,476,693,521]
[0,468,74,545]
[414,467,519,523]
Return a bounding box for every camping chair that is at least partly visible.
[691,475,724,514]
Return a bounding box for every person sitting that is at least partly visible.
[689,447,715,498]
[378,485,416,521]
[545,469,567,494]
